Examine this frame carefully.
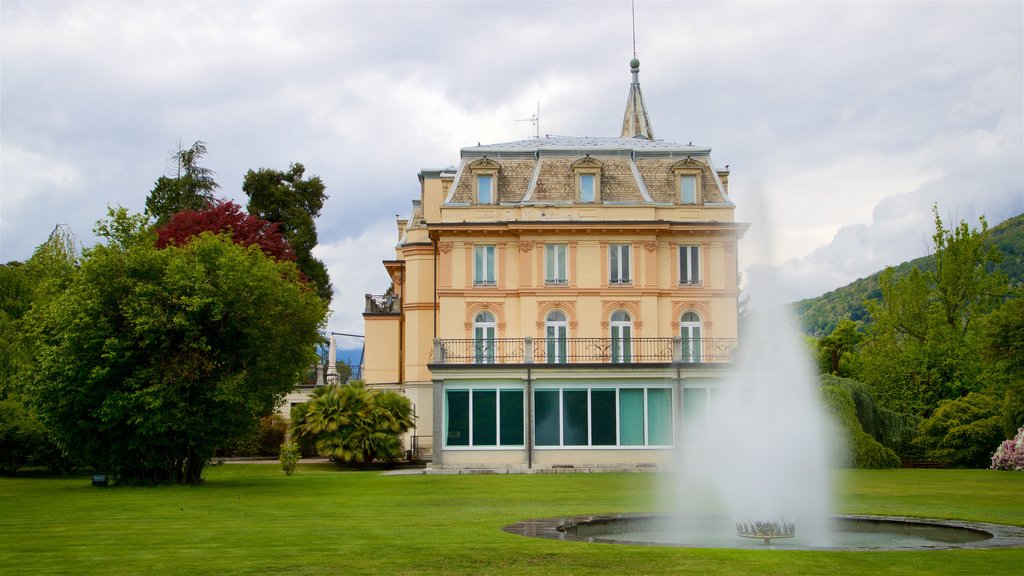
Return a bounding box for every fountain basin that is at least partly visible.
[504,514,1024,550]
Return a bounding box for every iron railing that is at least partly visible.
[364,293,400,314]
[431,337,736,365]
[433,338,526,364]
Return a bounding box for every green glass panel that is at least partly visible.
[472,390,497,446]
[619,389,644,446]
[562,390,588,446]
[535,390,560,446]
[647,388,673,446]
[591,389,617,446]
[446,390,470,446]
[499,390,524,445]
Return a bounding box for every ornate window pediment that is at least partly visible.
[571,155,603,204]
[671,158,704,205]
[468,157,501,205]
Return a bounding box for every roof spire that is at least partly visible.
[620,56,654,140]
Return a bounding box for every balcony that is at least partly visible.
[364,293,400,314]
[430,337,737,365]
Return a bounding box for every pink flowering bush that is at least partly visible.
[990,426,1024,471]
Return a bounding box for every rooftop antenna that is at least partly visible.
[632,0,637,58]
[515,102,541,139]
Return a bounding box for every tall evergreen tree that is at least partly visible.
[145,141,220,224]
[243,163,332,301]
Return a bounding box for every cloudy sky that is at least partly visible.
[2,1,1022,340]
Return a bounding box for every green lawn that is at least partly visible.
[1,465,1022,575]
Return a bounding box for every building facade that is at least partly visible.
[363,59,747,471]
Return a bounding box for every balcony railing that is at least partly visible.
[431,337,736,365]
[364,293,400,314]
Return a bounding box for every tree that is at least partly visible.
[979,297,1024,436]
[26,224,327,485]
[291,381,413,467]
[856,207,1007,417]
[816,319,863,376]
[914,392,1004,468]
[145,141,220,224]
[0,226,80,475]
[155,201,295,263]
[243,163,333,301]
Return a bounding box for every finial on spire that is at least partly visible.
[622,0,653,140]
[621,56,654,140]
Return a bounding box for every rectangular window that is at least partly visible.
[591,389,617,446]
[609,243,631,284]
[545,324,567,364]
[681,175,697,204]
[610,323,632,363]
[473,245,496,286]
[647,388,673,446]
[679,245,701,285]
[474,324,495,364]
[579,174,596,203]
[535,390,561,446]
[477,174,493,204]
[619,389,645,446]
[683,387,709,445]
[445,388,524,447]
[472,390,497,445]
[533,387,672,448]
[562,390,589,446]
[545,244,567,285]
[446,390,470,446]
[499,390,524,445]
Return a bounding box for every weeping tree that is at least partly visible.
[291,381,413,467]
[27,210,326,484]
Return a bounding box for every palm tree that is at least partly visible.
[291,381,414,466]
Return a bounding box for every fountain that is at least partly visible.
[504,212,1024,551]
[664,259,836,547]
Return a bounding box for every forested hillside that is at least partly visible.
[795,213,1024,336]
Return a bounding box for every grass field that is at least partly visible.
[1,464,1022,575]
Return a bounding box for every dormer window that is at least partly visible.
[579,174,596,203]
[680,175,697,204]
[477,174,494,204]
[671,159,704,205]
[467,157,501,205]
[571,156,603,204]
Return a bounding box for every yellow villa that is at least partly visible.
[362,58,748,472]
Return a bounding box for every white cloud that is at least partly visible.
[2,0,1021,318]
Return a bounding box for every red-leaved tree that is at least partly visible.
[155,201,295,262]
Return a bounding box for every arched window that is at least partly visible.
[474,311,496,364]
[610,310,632,363]
[680,311,702,363]
[545,310,568,364]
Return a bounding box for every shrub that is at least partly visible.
[915,392,1004,468]
[279,440,301,476]
[291,381,414,467]
[820,375,919,458]
[990,426,1024,471]
[820,384,901,468]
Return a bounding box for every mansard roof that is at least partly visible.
[461,135,709,156]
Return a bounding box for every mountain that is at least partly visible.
[794,213,1024,337]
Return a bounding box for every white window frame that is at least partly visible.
[680,174,697,204]
[545,310,568,364]
[579,173,596,203]
[610,310,632,363]
[532,386,674,449]
[473,244,496,287]
[680,311,702,363]
[476,174,495,204]
[609,243,631,285]
[545,243,568,285]
[679,244,702,286]
[444,385,525,449]
[473,311,496,364]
